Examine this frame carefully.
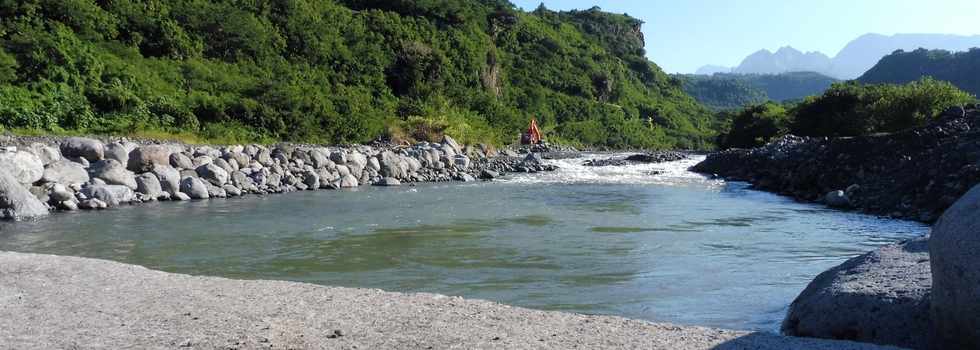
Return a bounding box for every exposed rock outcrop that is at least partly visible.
[783,238,932,349]
[930,184,980,349]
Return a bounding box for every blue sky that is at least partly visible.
[510,0,980,73]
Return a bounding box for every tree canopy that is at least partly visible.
[0,0,714,148]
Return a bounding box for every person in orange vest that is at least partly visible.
[523,119,542,144]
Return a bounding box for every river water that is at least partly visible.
[0,154,928,331]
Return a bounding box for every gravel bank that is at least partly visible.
[0,252,903,350]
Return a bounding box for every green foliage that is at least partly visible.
[715,78,975,149]
[0,0,713,148]
[790,78,974,137]
[859,48,980,98]
[675,72,838,111]
[716,102,788,149]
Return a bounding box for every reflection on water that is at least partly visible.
[0,154,928,332]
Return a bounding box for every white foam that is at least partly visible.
[500,153,724,188]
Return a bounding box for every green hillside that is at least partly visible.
[0,1,714,149]
[858,48,980,97]
[675,72,838,111]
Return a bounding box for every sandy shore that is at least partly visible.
[0,252,903,349]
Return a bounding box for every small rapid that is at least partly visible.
[503,153,721,187]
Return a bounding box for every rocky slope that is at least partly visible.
[0,135,554,220]
[693,106,980,222]
[0,251,904,350]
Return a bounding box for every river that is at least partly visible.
[0,154,928,332]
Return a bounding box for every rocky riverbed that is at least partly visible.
[0,135,556,220]
[0,251,903,350]
[693,106,980,223]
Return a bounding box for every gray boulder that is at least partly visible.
[135,173,164,199]
[338,174,358,188]
[205,183,227,198]
[172,192,191,201]
[223,185,242,197]
[169,152,194,170]
[42,160,90,185]
[373,177,401,187]
[28,143,62,165]
[442,135,462,155]
[60,137,104,161]
[479,169,499,180]
[179,177,209,200]
[104,142,131,164]
[79,185,135,207]
[0,150,44,185]
[152,164,181,196]
[255,149,274,166]
[931,184,980,349]
[89,160,137,189]
[0,168,49,220]
[330,150,347,164]
[196,163,229,186]
[47,183,75,203]
[783,238,931,349]
[302,171,319,190]
[127,145,173,173]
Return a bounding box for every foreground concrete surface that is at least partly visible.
[0,252,903,350]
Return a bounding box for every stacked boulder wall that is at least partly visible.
[694,108,980,222]
[930,184,980,349]
[0,168,49,220]
[782,238,932,349]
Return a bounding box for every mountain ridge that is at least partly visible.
[698,33,980,79]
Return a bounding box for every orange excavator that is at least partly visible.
[521,119,542,145]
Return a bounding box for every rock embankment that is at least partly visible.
[0,135,554,220]
[0,251,903,350]
[584,151,689,167]
[693,107,980,222]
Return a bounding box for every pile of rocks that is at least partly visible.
[584,151,689,167]
[0,135,555,220]
[693,106,980,222]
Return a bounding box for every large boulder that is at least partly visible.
[79,185,135,207]
[60,137,104,162]
[42,160,90,185]
[179,177,209,200]
[931,184,980,349]
[103,142,131,165]
[0,150,44,185]
[442,135,462,155]
[0,168,49,220]
[127,145,173,173]
[196,163,229,186]
[169,152,194,170]
[783,238,931,349]
[89,160,137,189]
[135,173,164,199]
[27,143,62,165]
[151,164,181,196]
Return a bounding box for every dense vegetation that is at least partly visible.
[0,0,715,148]
[675,72,838,111]
[859,48,980,97]
[715,78,975,149]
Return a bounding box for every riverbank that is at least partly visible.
[693,107,980,223]
[0,251,902,349]
[0,134,557,220]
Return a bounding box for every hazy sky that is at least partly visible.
[510,0,980,73]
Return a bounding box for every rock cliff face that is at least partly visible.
[693,107,980,222]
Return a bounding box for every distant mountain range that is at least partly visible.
[674,72,839,111]
[699,33,980,79]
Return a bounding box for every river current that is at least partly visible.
[0,154,928,331]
